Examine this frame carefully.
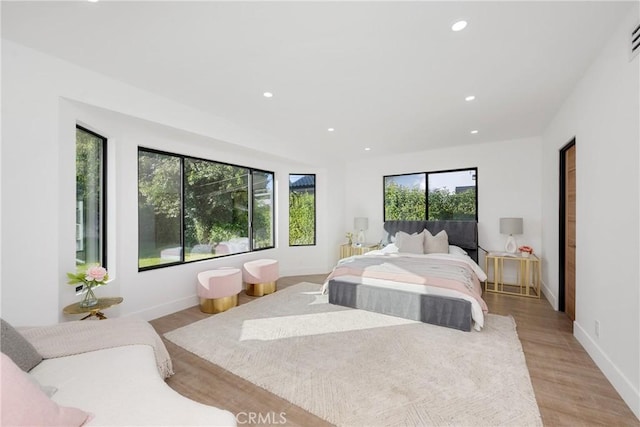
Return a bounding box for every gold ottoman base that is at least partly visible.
[199,294,238,314]
[245,281,277,297]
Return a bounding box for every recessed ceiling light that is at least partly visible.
[451,20,467,32]
[327,128,335,132]
[470,130,479,134]
[263,92,273,98]
[465,95,476,102]
[88,0,99,3]
[364,147,371,151]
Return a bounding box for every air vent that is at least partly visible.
[631,22,640,61]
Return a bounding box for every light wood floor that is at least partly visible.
[150,275,639,427]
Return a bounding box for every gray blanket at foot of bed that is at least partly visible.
[328,280,473,332]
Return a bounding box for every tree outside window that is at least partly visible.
[138,148,275,270]
[289,174,316,246]
[384,168,477,221]
[76,126,106,267]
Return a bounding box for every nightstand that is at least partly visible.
[340,243,379,259]
[484,252,541,298]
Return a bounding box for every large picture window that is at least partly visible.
[289,174,316,246]
[76,126,106,267]
[384,168,477,221]
[138,148,275,270]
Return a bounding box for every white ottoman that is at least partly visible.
[243,259,279,297]
[197,268,242,313]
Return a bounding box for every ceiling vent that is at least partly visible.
[631,22,640,61]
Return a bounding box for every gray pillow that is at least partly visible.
[396,230,425,254]
[424,229,449,254]
[1,318,42,371]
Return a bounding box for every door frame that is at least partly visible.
[558,138,576,312]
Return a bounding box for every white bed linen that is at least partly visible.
[366,250,488,282]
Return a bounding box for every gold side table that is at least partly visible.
[340,243,379,258]
[484,253,541,298]
[63,297,123,320]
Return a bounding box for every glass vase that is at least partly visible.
[80,285,98,308]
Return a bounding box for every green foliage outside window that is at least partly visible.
[138,148,274,269]
[76,127,105,267]
[289,192,315,245]
[184,159,249,255]
[384,169,477,221]
[428,188,476,220]
[384,182,426,220]
[289,174,315,246]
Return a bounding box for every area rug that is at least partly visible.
[165,282,542,426]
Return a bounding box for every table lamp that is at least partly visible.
[354,217,368,246]
[500,217,523,254]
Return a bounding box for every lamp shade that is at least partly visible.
[499,217,523,235]
[354,217,369,231]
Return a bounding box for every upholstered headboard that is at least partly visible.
[383,220,479,263]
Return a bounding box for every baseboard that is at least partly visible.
[574,321,640,420]
[126,295,199,322]
[540,280,557,310]
[280,267,330,278]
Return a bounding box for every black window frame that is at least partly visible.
[288,173,317,247]
[250,168,276,251]
[76,125,108,269]
[383,167,478,222]
[137,147,275,272]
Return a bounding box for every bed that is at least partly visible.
[325,220,488,332]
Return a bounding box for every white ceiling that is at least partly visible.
[1,1,632,165]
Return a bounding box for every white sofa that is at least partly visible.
[1,317,236,427]
[29,344,237,426]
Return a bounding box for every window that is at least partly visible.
[289,174,316,246]
[75,126,106,267]
[384,173,426,220]
[427,169,477,220]
[138,151,182,268]
[384,168,477,221]
[184,159,249,261]
[138,148,275,270]
[252,170,275,250]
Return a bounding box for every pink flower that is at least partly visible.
[85,266,107,282]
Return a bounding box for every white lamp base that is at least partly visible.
[505,235,517,253]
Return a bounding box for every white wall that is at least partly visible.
[343,137,543,275]
[1,40,337,326]
[541,6,640,418]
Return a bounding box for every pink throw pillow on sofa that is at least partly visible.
[1,353,91,426]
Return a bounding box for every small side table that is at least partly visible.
[63,297,123,320]
[340,243,379,258]
[484,253,541,298]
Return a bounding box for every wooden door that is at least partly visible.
[565,144,576,321]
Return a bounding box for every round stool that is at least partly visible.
[243,259,279,297]
[197,268,242,313]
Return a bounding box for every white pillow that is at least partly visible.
[448,245,468,256]
[379,243,399,254]
[424,229,449,254]
[395,231,425,254]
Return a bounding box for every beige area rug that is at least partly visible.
[165,282,542,427]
